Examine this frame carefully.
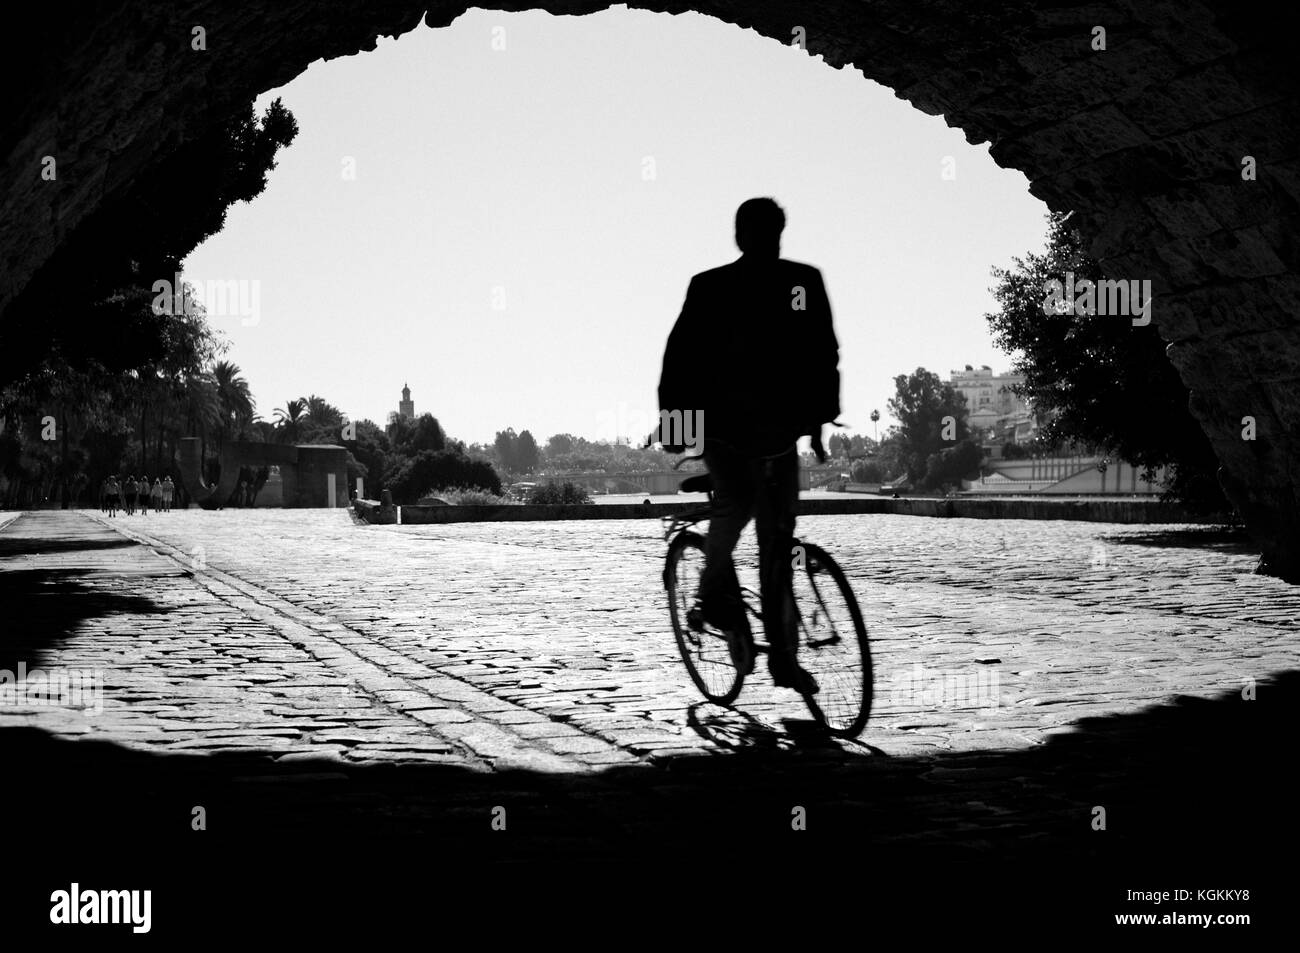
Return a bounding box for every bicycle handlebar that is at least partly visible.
[643,419,848,462]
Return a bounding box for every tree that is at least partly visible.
[887,368,969,484]
[922,439,983,491]
[870,408,880,442]
[385,413,412,449]
[1,99,298,391]
[515,430,540,473]
[851,460,884,483]
[346,419,390,496]
[274,398,307,442]
[303,394,342,427]
[493,428,518,472]
[179,369,222,482]
[295,394,346,445]
[986,210,1226,510]
[213,361,254,445]
[529,481,592,504]
[873,433,907,483]
[0,294,221,507]
[545,433,576,458]
[403,414,446,454]
[148,301,222,476]
[386,449,503,504]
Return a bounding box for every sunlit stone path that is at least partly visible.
[2,508,1296,884]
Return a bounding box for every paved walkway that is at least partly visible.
[3,508,1297,887]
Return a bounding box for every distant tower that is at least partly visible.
[398,383,414,421]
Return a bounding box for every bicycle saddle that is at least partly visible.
[679,473,712,494]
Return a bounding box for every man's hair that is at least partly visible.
[735,198,785,248]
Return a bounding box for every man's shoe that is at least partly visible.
[769,656,819,694]
[706,600,755,676]
[686,603,754,675]
[726,627,756,676]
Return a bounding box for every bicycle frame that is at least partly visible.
[666,512,846,654]
[661,449,711,543]
[663,503,794,653]
[661,507,710,543]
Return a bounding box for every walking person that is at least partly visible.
[137,475,151,514]
[151,477,163,513]
[124,474,136,515]
[162,475,174,512]
[105,475,119,517]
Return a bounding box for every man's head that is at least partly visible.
[735,197,785,258]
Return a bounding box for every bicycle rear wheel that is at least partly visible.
[790,541,871,737]
[665,531,749,705]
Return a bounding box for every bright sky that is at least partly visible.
[184,6,1049,446]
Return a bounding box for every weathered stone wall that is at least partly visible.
[178,438,346,507]
[2,1,1297,574]
[295,445,350,507]
[391,497,1226,524]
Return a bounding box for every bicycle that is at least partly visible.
[661,470,872,737]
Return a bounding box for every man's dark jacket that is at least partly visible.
[658,256,840,456]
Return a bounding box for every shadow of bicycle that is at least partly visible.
[684,701,886,756]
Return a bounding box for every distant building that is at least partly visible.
[398,383,414,422]
[949,365,1036,445]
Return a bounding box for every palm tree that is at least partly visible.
[213,361,255,445]
[274,397,307,443]
[182,373,222,441]
[870,408,880,443]
[304,393,342,427]
[302,393,344,443]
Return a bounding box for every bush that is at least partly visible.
[850,460,883,483]
[921,439,984,491]
[428,485,512,505]
[386,449,502,504]
[529,481,592,505]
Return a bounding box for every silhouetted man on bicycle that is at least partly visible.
[658,197,840,695]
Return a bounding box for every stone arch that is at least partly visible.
[2,2,1297,576]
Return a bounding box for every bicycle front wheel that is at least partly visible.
[790,541,872,737]
[665,530,748,705]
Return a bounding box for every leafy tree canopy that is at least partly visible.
[887,367,970,484]
[1,100,298,389]
[986,211,1226,510]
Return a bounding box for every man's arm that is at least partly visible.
[656,276,702,451]
[805,268,840,428]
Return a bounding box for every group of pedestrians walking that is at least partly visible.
[102,474,174,517]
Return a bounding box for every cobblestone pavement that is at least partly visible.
[3,508,1298,879]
